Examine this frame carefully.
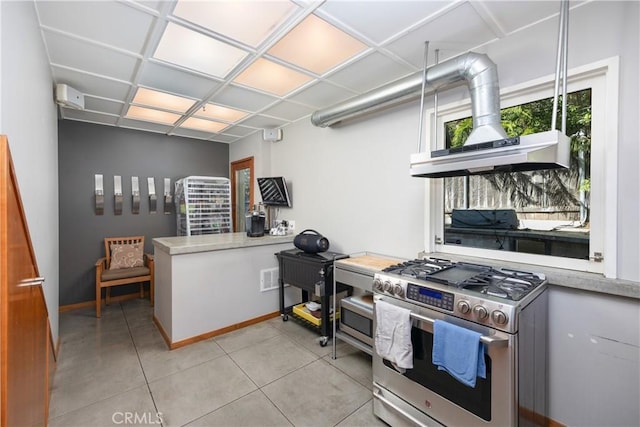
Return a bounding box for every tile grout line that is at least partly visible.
[120,302,165,426]
[49,307,146,422]
[204,324,330,427]
[217,330,298,427]
[333,398,374,427]
[115,304,375,427]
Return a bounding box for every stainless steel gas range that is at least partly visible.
[372,257,548,427]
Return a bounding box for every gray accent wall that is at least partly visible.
[58,120,229,306]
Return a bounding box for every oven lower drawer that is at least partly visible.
[373,382,445,427]
[339,296,373,346]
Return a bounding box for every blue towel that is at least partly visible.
[432,319,486,387]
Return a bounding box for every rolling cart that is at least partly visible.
[276,249,351,346]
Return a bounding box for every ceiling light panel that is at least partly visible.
[233,58,313,96]
[172,0,298,48]
[194,104,248,123]
[125,105,181,125]
[267,14,368,75]
[132,87,195,113]
[180,117,229,133]
[140,61,221,100]
[154,22,248,78]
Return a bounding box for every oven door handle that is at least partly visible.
[409,312,509,347]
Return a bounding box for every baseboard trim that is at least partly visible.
[152,315,172,349]
[154,311,281,350]
[520,406,565,427]
[59,291,150,312]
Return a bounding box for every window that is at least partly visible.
[425,58,618,276]
[443,88,591,260]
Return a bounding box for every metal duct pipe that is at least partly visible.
[311,52,507,146]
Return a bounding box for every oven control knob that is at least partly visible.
[383,280,392,292]
[373,278,383,292]
[393,284,405,298]
[491,310,508,325]
[457,300,471,314]
[473,305,489,320]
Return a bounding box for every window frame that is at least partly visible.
[423,57,619,278]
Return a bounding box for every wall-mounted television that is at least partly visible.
[257,177,292,207]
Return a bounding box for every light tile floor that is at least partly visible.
[49,299,388,427]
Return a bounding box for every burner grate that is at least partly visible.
[381,258,545,301]
[457,267,545,301]
[382,257,453,277]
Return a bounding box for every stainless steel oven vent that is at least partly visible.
[311,1,571,179]
[311,52,507,147]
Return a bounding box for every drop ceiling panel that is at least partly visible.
[139,62,220,100]
[210,134,239,144]
[52,67,131,101]
[267,14,368,75]
[153,22,249,78]
[385,2,498,68]
[326,51,415,93]
[61,108,119,126]
[481,1,563,35]
[35,0,154,54]
[214,85,279,112]
[260,101,314,121]
[120,118,173,134]
[45,31,139,82]
[239,115,288,129]
[222,125,258,137]
[35,0,570,143]
[317,1,451,44]
[171,127,216,140]
[288,81,358,109]
[171,0,299,48]
[84,96,125,116]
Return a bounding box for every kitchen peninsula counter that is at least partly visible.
[153,233,295,348]
[153,232,294,255]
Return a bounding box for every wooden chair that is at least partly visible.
[95,236,154,317]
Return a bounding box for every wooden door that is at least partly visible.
[230,157,254,232]
[0,135,49,426]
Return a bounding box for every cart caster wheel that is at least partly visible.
[320,337,328,347]
[282,314,288,321]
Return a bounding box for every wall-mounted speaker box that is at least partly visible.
[56,83,84,110]
[263,128,282,142]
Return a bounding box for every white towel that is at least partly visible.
[375,300,413,372]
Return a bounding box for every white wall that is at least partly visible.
[232,2,639,425]
[270,102,426,259]
[0,2,59,344]
[234,102,427,259]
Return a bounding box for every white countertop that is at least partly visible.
[153,232,294,255]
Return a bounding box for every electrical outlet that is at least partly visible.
[288,220,295,230]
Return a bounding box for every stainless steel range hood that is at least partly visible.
[410,130,570,178]
[312,0,572,179]
[311,51,571,178]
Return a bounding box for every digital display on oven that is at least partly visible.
[419,288,442,299]
[407,283,454,311]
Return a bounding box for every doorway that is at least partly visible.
[230,157,254,232]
